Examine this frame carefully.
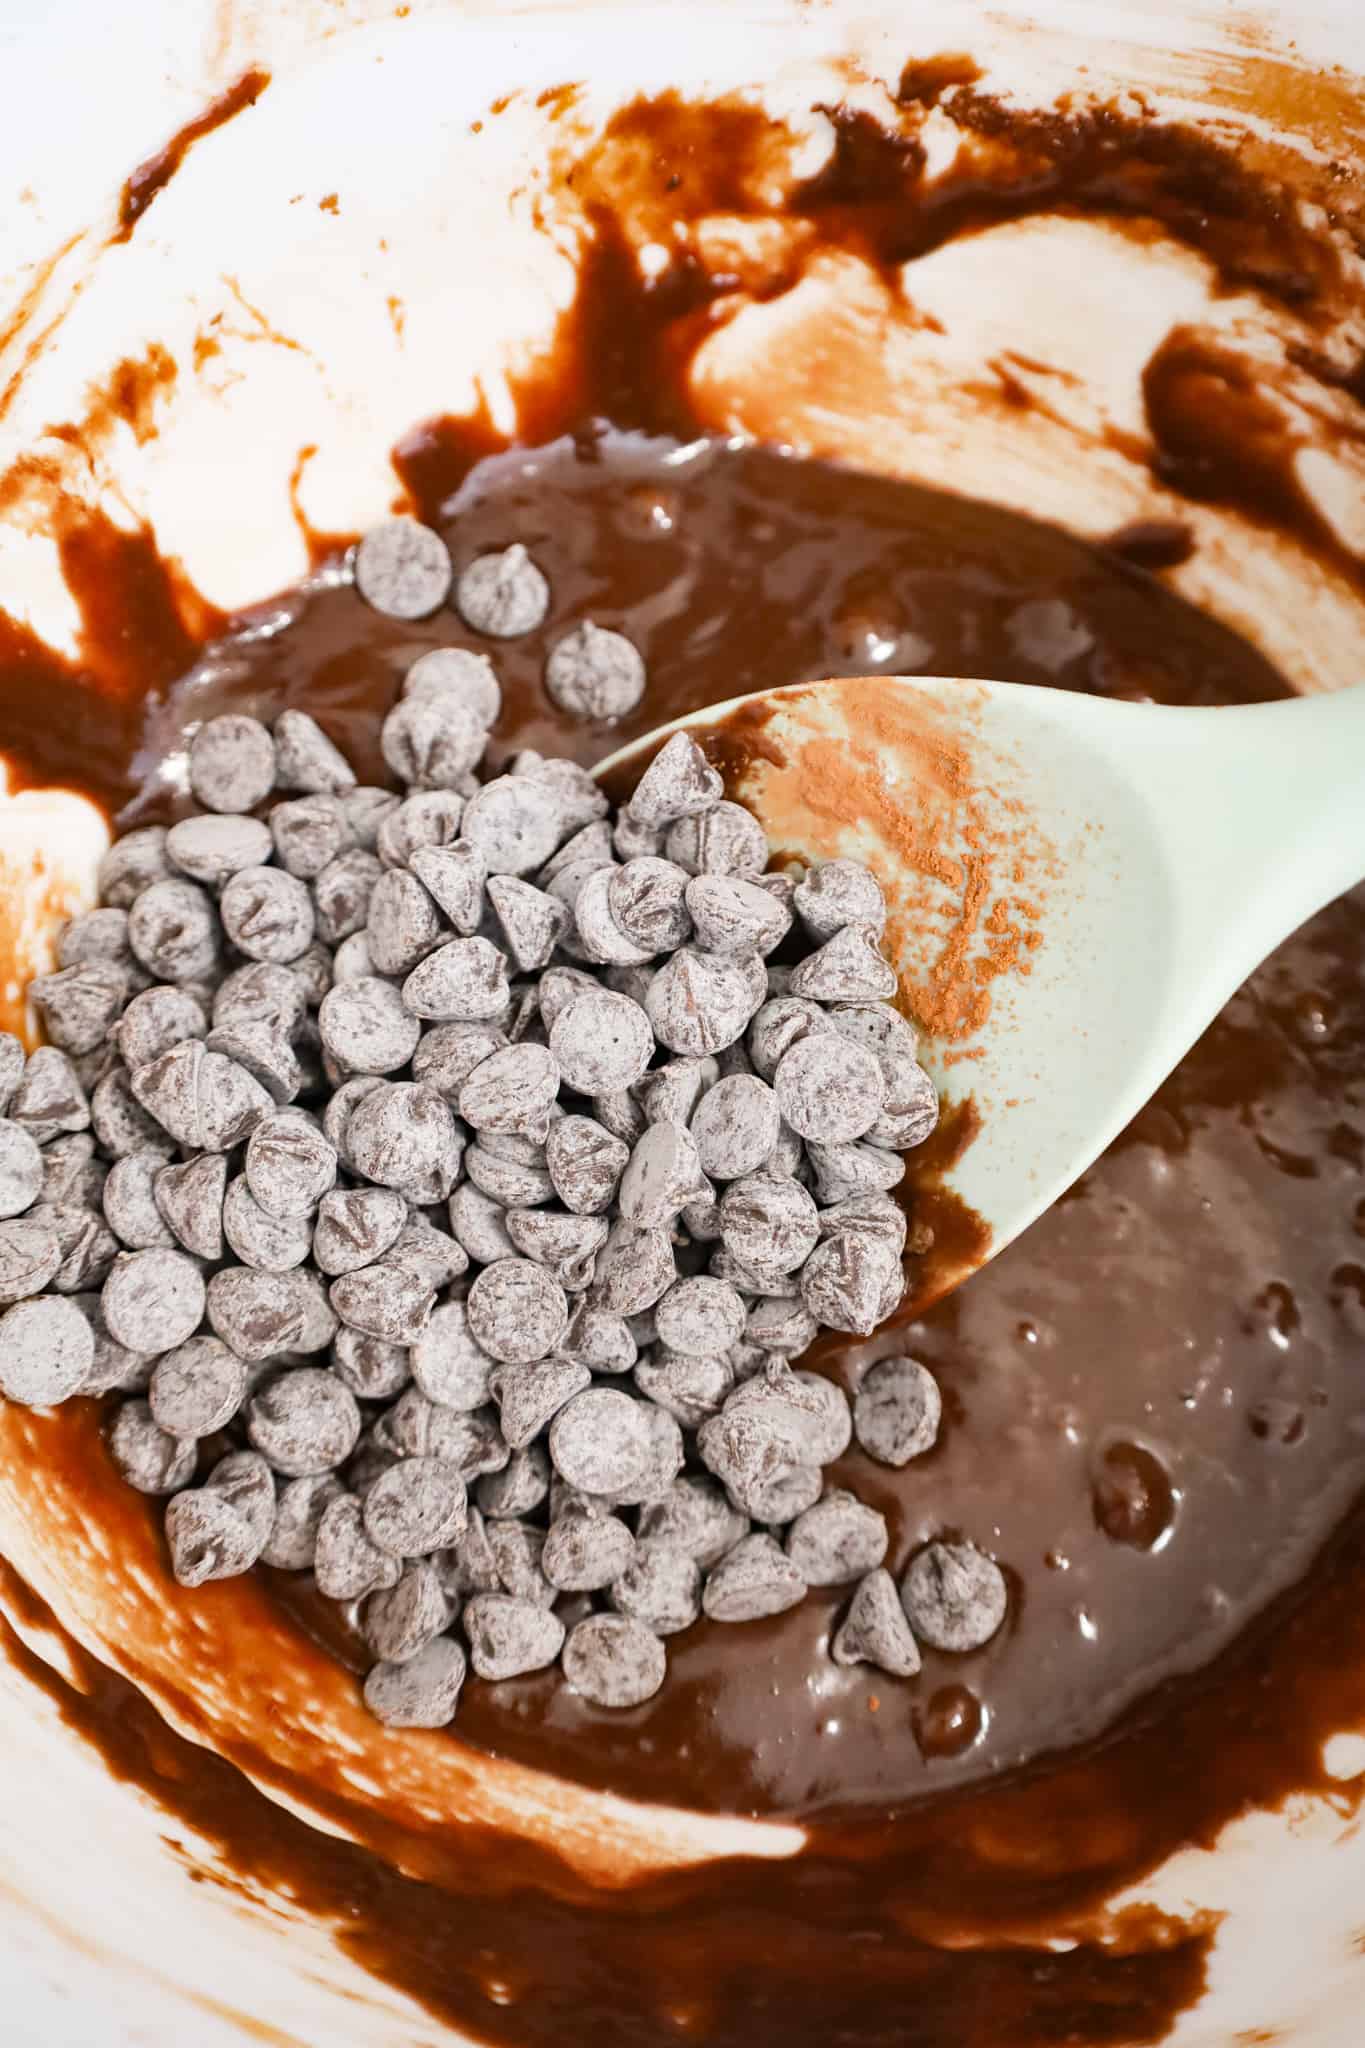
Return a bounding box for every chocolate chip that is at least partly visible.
[345,1082,464,1202]
[465,1142,554,1208]
[354,518,453,620]
[463,1590,565,1679]
[220,866,315,965]
[107,1397,197,1493]
[854,1355,941,1466]
[262,1472,347,1570]
[718,1176,818,1273]
[703,1534,807,1622]
[831,1568,922,1677]
[562,1613,665,1707]
[801,1230,901,1337]
[128,878,220,983]
[206,1266,307,1361]
[363,1456,468,1557]
[635,1348,734,1428]
[459,1043,559,1140]
[773,1033,887,1145]
[403,645,501,725]
[665,800,766,878]
[273,710,356,795]
[407,842,487,936]
[461,776,564,877]
[102,1247,206,1353]
[544,620,646,721]
[591,1220,677,1316]
[188,714,277,814]
[806,1139,905,1206]
[690,1073,781,1182]
[786,1490,888,1585]
[315,1493,403,1600]
[466,1257,569,1364]
[29,963,128,1058]
[381,694,486,792]
[0,1294,93,1405]
[561,1302,637,1376]
[685,874,790,958]
[654,1275,746,1358]
[149,1336,247,1438]
[542,1508,635,1592]
[646,948,754,1059]
[364,1634,466,1726]
[167,813,273,886]
[455,543,549,638]
[486,875,566,972]
[313,848,383,944]
[98,826,172,908]
[247,1367,361,1477]
[901,1541,1008,1653]
[504,1208,608,1292]
[610,1539,701,1635]
[0,1218,61,1305]
[409,1298,492,1411]
[550,990,654,1096]
[0,1119,43,1219]
[245,1110,338,1220]
[638,1475,748,1569]
[548,1386,650,1495]
[402,937,509,1024]
[794,860,887,940]
[545,1114,628,1216]
[362,1559,453,1664]
[477,1441,551,1520]
[329,1257,435,1345]
[626,733,722,829]
[154,1153,227,1260]
[788,923,897,1003]
[223,1174,313,1271]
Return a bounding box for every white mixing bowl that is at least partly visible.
[0,1,1362,2041]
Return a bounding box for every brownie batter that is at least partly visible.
[0,68,1362,2048]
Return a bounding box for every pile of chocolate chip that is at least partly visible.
[0,516,1009,1729]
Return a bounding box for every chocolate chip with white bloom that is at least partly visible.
[617,1121,704,1230]
[363,1559,453,1664]
[410,1298,493,1411]
[154,1153,227,1260]
[505,1208,608,1292]
[220,867,315,965]
[165,1485,265,1587]
[901,1540,1008,1653]
[590,1220,676,1316]
[493,1356,590,1450]
[542,1508,635,1592]
[719,1176,819,1273]
[459,1043,559,1140]
[685,874,791,958]
[786,1491,888,1586]
[261,1473,346,1571]
[128,878,220,983]
[550,990,654,1095]
[0,1294,93,1405]
[646,949,755,1060]
[635,1349,733,1428]
[403,937,509,1023]
[108,1398,197,1494]
[149,1336,247,1438]
[806,1139,906,1206]
[665,800,767,879]
[381,693,487,792]
[549,1386,650,1495]
[774,1033,886,1144]
[788,922,898,1003]
[703,1534,807,1622]
[247,1368,360,1478]
[102,1248,205,1353]
[223,1174,313,1271]
[639,1475,748,1569]
[245,1111,338,1220]
[466,1258,569,1365]
[329,1258,435,1346]
[464,1592,565,1679]
[345,1083,464,1203]
[354,518,453,620]
[29,963,127,1057]
[626,732,722,829]
[608,857,692,953]
[363,1456,467,1556]
[868,1058,939,1150]
[794,860,887,940]
[562,1302,636,1375]
[655,1275,746,1358]
[313,848,383,944]
[461,776,565,877]
[318,976,420,1077]
[0,1120,43,1220]
[562,1613,665,1708]
[610,1540,701,1635]
[365,1634,467,1726]
[455,542,550,638]
[315,1494,403,1601]
[0,1219,62,1306]
[98,826,172,908]
[407,842,487,936]
[403,645,501,726]
[690,1073,781,1181]
[545,619,646,721]
[801,1230,901,1337]
[832,1568,922,1678]
[188,714,276,814]
[854,1355,942,1466]
[477,1441,551,1520]
[166,813,273,887]
[545,1115,628,1216]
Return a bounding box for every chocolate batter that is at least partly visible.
[0,69,1363,2048]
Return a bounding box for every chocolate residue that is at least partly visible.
[0,61,1363,2048]
[116,68,271,240]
